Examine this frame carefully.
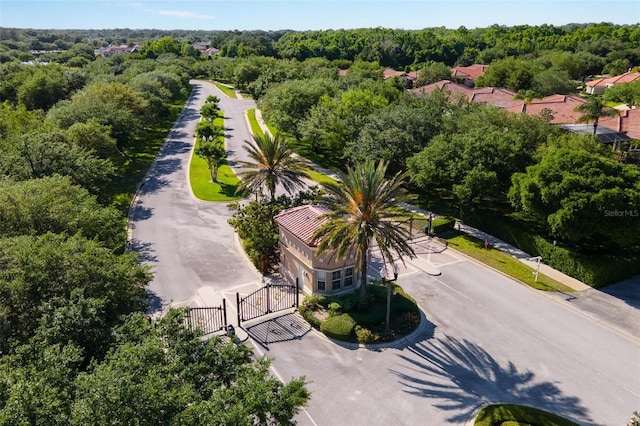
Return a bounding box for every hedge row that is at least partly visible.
[463,212,640,287]
[431,216,456,235]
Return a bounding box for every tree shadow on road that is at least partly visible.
[129,238,158,263]
[146,290,165,315]
[390,336,594,425]
[130,204,153,221]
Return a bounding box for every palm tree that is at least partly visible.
[312,160,415,308]
[574,96,619,135]
[237,133,308,200]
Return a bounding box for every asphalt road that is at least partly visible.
[130,81,640,425]
[263,249,640,426]
[130,80,260,312]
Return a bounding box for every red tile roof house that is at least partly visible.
[413,81,639,142]
[410,79,475,102]
[506,94,589,124]
[382,68,418,88]
[599,108,640,142]
[585,72,640,95]
[451,64,490,87]
[274,205,357,296]
[410,81,521,109]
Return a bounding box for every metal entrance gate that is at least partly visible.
[236,282,299,325]
[185,300,228,336]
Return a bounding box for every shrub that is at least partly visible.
[302,294,328,310]
[320,314,355,340]
[355,326,378,344]
[431,216,456,235]
[397,311,420,334]
[328,302,342,316]
[332,292,359,311]
[298,305,322,329]
[463,211,640,287]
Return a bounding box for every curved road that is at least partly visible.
[130,80,260,313]
[130,81,640,425]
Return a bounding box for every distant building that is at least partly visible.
[412,81,639,142]
[382,68,417,89]
[451,64,490,87]
[585,72,640,95]
[94,44,140,57]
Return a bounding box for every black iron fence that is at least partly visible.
[185,300,228,336]
[237,282,298,325]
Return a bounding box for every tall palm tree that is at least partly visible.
[574,96,619,135]
[237,133,308,200]
[312,160,415,307]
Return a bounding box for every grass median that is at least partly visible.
[475,404,578,426]
[213,81,237,98]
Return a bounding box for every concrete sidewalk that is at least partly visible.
[252,108,592,292]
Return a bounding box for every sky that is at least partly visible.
[0,0,639,31]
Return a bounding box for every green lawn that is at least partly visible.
[475,404,578,426]
[445,232,574,292]
[189,158,242,201]
[247,109,336,187]
[247,108,264,137]
[213,81,237,99]
[302,166,338,186]
[190,111,243,201]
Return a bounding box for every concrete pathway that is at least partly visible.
[253,108,592,292]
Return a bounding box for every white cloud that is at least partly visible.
[129,3,214,20]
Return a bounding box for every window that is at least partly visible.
[317,272,326,291]
[332,270,341,290]
[344,267,353,287]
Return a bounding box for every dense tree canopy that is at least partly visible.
[510,145,640,247]
[0,310,309,424]
[0,176,125,250]
[407,105,559,203]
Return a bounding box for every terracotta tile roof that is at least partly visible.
[451,64,489,79]
[274,205,331,247]
[413,79,638,139]
[586,72,640,88]
[412,81,518,108]
[599,109,640,140]
[469,87,519,108]
[410,80,473,97]
[505,95,588,124]
[382,68,416,81]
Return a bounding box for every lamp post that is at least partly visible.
[383,263,399,334]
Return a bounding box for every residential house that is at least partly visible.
[451,64,490,87]
[382,68,417,88]
[506,94,588,124]
[410,79,474,100]
[201,47,220,56]
[411,80,520,109]
[599,108,640,141]
[94,44,141,57]
[275,205,356,296]
[585,72,640,95]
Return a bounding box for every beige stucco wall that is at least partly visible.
[278,228,357,295]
